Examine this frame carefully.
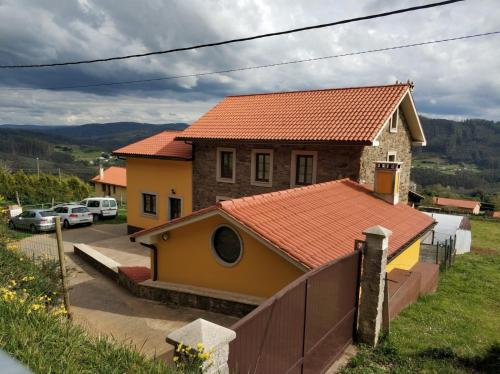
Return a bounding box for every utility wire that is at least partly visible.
[5,30,498,91]
[0,0,464,69]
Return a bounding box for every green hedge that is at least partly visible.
[0,169,91,205]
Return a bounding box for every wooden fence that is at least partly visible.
[228,250,362,374]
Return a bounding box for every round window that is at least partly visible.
[211,226,242,265]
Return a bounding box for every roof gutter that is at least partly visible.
[172,138,372,146]
[111,152,192,161]
[387,221,437,263]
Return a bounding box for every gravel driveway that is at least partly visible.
[16,224,238,361]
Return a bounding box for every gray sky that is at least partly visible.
[0,0,499,125]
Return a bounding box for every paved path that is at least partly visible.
[17,224,238,360]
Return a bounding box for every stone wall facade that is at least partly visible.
[192,106,414,209]
[192,142,364,210]
[359,109,413,203]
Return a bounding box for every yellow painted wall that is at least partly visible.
[93,183,127,204]
[126,157,192,230]
[386,239,421,272]
[156,215,305,298]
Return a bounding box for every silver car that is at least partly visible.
[8,209,57,233]
[53,204,93,228]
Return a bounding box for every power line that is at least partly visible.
[0,0,464,69]
[5,30,499,91]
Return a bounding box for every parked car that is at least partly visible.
[53,204,93,228]
[80,197,118,221]
[8,209,57,233]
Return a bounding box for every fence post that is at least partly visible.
[166,318,236,373]
[54,216,71,319]
[357,225,391,346]
[382,272,390,334]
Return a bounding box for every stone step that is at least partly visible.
[74,243,121,280]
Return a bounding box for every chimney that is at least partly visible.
[373,161,402,205]
[99,166,104,180]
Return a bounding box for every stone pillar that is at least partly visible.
[357,225,391,346]
[166,318,236,374]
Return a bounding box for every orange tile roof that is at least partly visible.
[177,84,410,143]
[91,166,127,187]
[433,197,480,210]
[113,131,192,159]
[133,179,434,270]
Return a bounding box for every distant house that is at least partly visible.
[91,166,127,203]
[131,164,435,299]
[113,131,192,233]
[422,212,472,254]
[433,196,480,215]
[488,211,500,219]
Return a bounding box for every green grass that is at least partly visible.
[0,245,181,374]
[342,247,500,372]
[94,207,127,225]
[470,219,500,251]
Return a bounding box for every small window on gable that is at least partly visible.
[390,108,399,133]
[387,151,397,162]
[216,148,236,183]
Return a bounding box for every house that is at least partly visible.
[131,163,435,299]
[488,211,500,219]
[91,166,127,203]
[113,131,192,233]
[175,83,426,210]
[432,196,481,215]
[422,212,472,254]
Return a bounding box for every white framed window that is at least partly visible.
[250,149,274,187]
[290,150,318,187]
[168,196,182,220]
[387,151,397,162]
[210,224,243,267]
[389,107,399,133]
[141,192,157,217]
[216,148,236,183]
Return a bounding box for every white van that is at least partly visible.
[80,197,118,221]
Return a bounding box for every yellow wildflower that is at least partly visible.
[27,303,43,314]
[6,243,18,251]
[173,356,179,362]
[176,342,183,352]
[8,279,16,287]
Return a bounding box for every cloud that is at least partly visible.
[0,0,499,124]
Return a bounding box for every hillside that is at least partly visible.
[0,122,188,180]
[1,122,187,150]
[413,117,500,198]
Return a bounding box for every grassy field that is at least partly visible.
[0,244,183,374]
[470,219,500,251]
[342,221,500,373]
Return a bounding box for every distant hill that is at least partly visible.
[0,122,188,150]
[417,117,500,169]
[413,117,500,197]
[0,122,188,180]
